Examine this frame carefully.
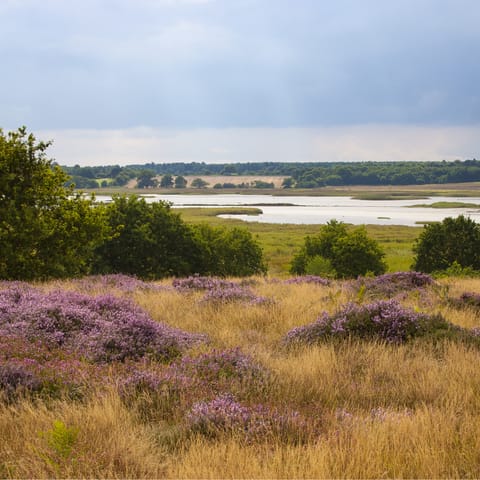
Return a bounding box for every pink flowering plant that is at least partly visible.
[284,299,465,345]
[0,283,205,364]
[284,275,331,286]
[354,271,435,298]
[186,393,311,443]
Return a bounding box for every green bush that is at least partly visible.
[93,195,202,279]
[413,215,480,273]
[290,220,386,278]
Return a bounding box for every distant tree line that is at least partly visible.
[63,159,480,189]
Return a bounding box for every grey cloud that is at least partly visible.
[1,0,480,129]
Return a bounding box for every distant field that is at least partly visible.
[177,207,420,275]
[92,181,480,198]
[183,175,287,188]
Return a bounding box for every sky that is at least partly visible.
[1,0,479,166]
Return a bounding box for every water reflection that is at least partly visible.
[94,194,480,226]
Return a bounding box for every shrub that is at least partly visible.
[93,195,202,279]
[0,284,205,363]
[413,215,480,273]
[177,348,269,390]
[290,220,386,278]
[172,275,237,292]
[284,275,330,286]
[186,394,309,443]
[355,271,435,298]
[284,299,459,345]
[201,286,270,306]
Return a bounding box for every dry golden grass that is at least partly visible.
[0,391,166,479]
[1,275,480,478]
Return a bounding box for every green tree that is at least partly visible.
[160,174,174,188]
[191,178,209,188]
[93,195,201,279]
[137,169,158,188]
[0,127,108,280]
[290,220,386,278]
[412,215,480,273]
[193,224,267,277]
[174,175,188,188]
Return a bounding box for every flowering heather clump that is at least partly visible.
[284,299,453,345]
[177,348,268,387]
[0,352,97,401]
[186,394,309,442]
[284,275,331,286]
[201,285,270,306]
[0,284,205,363]
[370,407,413,422]
[172,275,237,292]
[451,292,480,309]
[71,274,169,294]
[0,361,42,400]
[119,366,196,420]
[355,271,434,298]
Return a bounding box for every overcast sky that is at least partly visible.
[1,0,479,165]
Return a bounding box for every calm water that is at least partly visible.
[95,194,480,227]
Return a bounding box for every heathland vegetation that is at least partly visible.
[1,273,480,477]
[2,127,480,477]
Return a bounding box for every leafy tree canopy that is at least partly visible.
[412,215,480,273]
[0,127,108,280]
[290,220,386,278]
[92,195,201,279]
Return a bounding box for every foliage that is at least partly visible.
[64,158,480,188]
[412,215,480,273]
[283,299,465,345]
[193,224,267,277]
[186,393,308,442]
[0,283,204,364]
[174,175,187,188]
[354,271,434,298]
[136,169,158,188]
[290,220,386,278]
[0,127,109,280]
[40,420,79,460]
[283,275,330,286]
[191,177,209,188]
[93,195,202,279]
[159,174,174,188]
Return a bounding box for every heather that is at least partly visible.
[1,273,480,478]
[173,275,271,305]
[0,283,204,363]
[354,271,435,298]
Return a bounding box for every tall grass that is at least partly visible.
[1,275,480,478]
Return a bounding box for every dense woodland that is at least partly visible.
[62,159,480,189]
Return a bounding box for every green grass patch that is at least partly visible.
[177,207,421,276]
[352,193,428,201]
[409,201,480,209]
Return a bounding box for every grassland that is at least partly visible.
[409,201,480,209]
[178,207,421,275]
[1,274,480,478]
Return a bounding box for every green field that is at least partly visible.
[177,207,421,275]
